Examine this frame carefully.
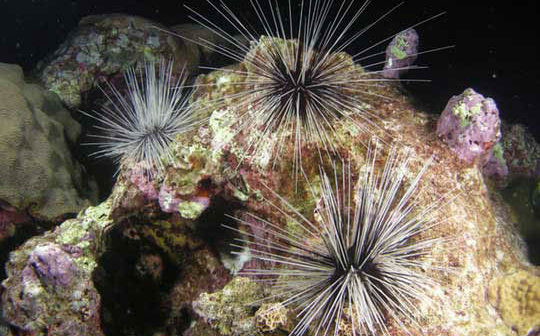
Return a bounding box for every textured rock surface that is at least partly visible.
[192,277,265,336]
[483,142,509,182]
[488,270,540,335]
[0,202,30,242]
[37,15,194,109]
[0,63,96,221]
[437,88,501,163]
[165,47,534,334]
[501,123,540,179]
[1,202,111,336]
[382,28,419,79]
[36,16,239,110]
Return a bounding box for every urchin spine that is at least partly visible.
[85,59,198,176]
[177,0,409,174]
[231,147,446,335]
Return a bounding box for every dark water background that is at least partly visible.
[0,0,538,140]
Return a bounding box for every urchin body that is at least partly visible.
[241,37,366,169]
[234,148,443,335]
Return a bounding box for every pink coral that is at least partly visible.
[27,243,78,288]
[482,143,509,184]
[382,28,419,79]
[437,88,501,163]
[130,165,159,200]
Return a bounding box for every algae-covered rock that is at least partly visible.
[382,28,419,79]
[84,36,534,335]
[36,17,236,109]
[255,303,291,334]
[0,63,96,221]
[1,201,112,335]
[488,269,540,335]
[437,88,501,163]
[191,279,291,336]
[37,14,190,109]
[502,123,540,179]
[192,277,264,336]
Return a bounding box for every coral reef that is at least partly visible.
[382,28,419,79]
[1,202,111,335]
[162,54,535,334]
[1,22,538,336]
[37,15,195,108]
[0,63,96,222]
[192,277,265,336]
[437,88,501,163]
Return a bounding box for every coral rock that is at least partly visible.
[382,28,419,79]
[0,202,30,242]
[0,63,96,221]
[27,243,78,288]
[483,142,509,183]
[1,201,112,335]
[488,269,540,335]
[437,88,501,163]
[255,303,290,333]
[192,277,264,336]
[501,123,540,179]
[3,34,537,336]
[37,15,192,108]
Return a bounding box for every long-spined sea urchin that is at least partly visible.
[169,0,444,178]
[85,59,199,176]
[228,146,447,335]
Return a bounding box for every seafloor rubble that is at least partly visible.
[0,14,539,336]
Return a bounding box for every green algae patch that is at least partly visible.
[492,142,506,165]
[452,88,483,127]
[391,35,409,60]
[178,201,207,219]
[55,200,113,272]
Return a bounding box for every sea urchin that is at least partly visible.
[231,146,446,335]
[85,59,198,176]
[180,0,417,176]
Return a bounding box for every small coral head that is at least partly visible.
[234,147,445,335]
[85,59,199,176]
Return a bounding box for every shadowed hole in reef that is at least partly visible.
[502,177,540,265]
[195,195,245,269]
[74,83,125,202]
[92,219,179,336]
